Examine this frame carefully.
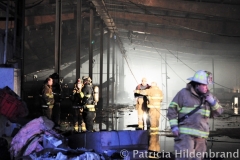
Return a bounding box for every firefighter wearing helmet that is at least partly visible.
[134,82,163,158]
[49,73,62,126]
[72,78,85,132]
[167,70,223,160]
[81,76,99,132]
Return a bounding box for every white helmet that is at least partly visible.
[187,70,213,85]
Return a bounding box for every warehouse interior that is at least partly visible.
[0,0,240,159]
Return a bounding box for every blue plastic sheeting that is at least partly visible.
[0,67,14,90]
[68,130,148,154]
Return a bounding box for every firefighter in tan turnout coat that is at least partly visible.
[135,82,163,157]
[42,77,54,120]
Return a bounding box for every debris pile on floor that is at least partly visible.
[0,86,28,121]
[9,116,105,160]
[0,86,105,159]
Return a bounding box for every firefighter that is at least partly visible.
[134,82,163,158]
[134,77,151,129]
[49,73,62,126]
[167,70,223,160]
[42,77,54,120]
[81,76,98,132]
[72,78,85,132]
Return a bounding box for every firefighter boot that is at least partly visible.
[81,122,86,132]
[148,133,160,159]
[74,122,79,132]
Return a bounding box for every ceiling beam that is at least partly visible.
[91,0,117,33]
[109,11,240,36]
[117,0,240,20]
[25,13,74,26]
[116,23,240,44]
[0,13,74,29]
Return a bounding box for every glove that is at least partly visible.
[205,95,216,106]
[171,127,179,137]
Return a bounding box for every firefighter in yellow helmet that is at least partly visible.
[134,82,163,158]
[134,77,151,129]
[167,70,223,160]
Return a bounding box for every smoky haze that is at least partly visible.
[123,51,240,105]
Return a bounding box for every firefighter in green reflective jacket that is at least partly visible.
[167,70,223,160]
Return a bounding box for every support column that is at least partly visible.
[115,49,119,102]
[111,35,115,105]
[54,0,62,80]
[111,35,115,129]
[119,51,125,93]
[76,0,82,80]
[99,20,104,130]
[3,0,9,64]
[89,8,94,79]
[106,31,110,130]
[13,0,18,64]
[20,0,25,97]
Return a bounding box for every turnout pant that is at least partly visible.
[52,102,61,125]
[136,98,148,129]
[174,134,207,160]
[148,108,160,153]
[83,111,96,131]
[43,103,61,126]
[72,108,84,131]
[73,108,83,125]
[43,107,52,120]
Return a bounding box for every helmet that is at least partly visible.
[82,76,92,83]
[187,70,213,85]
[82,76,88,80]
[50,73,59,79]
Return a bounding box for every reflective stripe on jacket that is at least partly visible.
[167,83,223,138]
[139,86,163,108]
